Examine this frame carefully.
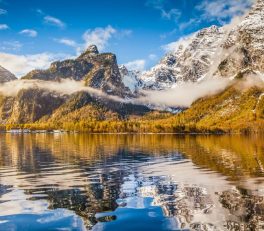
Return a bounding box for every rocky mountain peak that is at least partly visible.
[78,45,99,60]
[87,45,99,54]
[197,25,222,37]
[0,66,17,83]
[22,46,132,97]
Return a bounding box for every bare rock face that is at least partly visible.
[82,52,132,97]
[22,45,131,97]
[79,44,99,58]
[0,66,17,83]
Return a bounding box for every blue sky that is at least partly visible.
[0,0,253,76]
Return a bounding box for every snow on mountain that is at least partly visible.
[136,0,264,90]
[139,25,226,90]
[119,65,141,93]
[215,0,264,78]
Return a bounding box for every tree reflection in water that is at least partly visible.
[0,134,264,230]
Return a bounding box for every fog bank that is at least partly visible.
[0,79,124,102]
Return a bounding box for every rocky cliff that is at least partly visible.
[22,45,131,98]
[0,66,17,83]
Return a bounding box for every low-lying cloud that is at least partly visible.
[0,79,124,102]
[124,59,146,71]
[0,74,263,109]
[137,72,264,108]
[137,78,232,108]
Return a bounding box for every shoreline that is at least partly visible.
[0,130,260,135]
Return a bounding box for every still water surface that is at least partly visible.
[0,134,264,231]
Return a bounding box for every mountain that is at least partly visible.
[139,25,226,89]
[215,0,264,78]
[0,44,154,125]
[139,0,264,90]
[0,88,151,124]
[43,91,151,125]
[0,66,17,83]
[22,45,132,98]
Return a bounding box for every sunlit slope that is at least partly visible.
[174,85,264,132]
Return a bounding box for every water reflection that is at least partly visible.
[0,134,264,230]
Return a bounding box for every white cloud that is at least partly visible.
[161,8,181,21]
[44,15,65,28]
[19,29,38,37]
[146,0,181,22]
[0,52,70,77]
[0,41,22,51]
[0,24,8,30]
[162,34,193,53]
[179,18,200,31]
[36,9,44,15]
[196,0,253,23]
[138,78,231,107]
[55,38,77,47]
[124,59,146,71]
[148,54,157,60]
[114,29,132,39]
[0,8,7,15]
[55,26,131,54]
[154,0,253,32]
[82,25,116,51]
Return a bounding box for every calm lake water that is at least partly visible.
[0,134,264,231]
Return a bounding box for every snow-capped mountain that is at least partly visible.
[215,0,264,78]
[139,25,226,90]
[130,0,264,90]
[0,66,17,83]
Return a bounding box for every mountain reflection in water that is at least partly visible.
[0,134,264,230]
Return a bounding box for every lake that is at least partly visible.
[0,134,264,231]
